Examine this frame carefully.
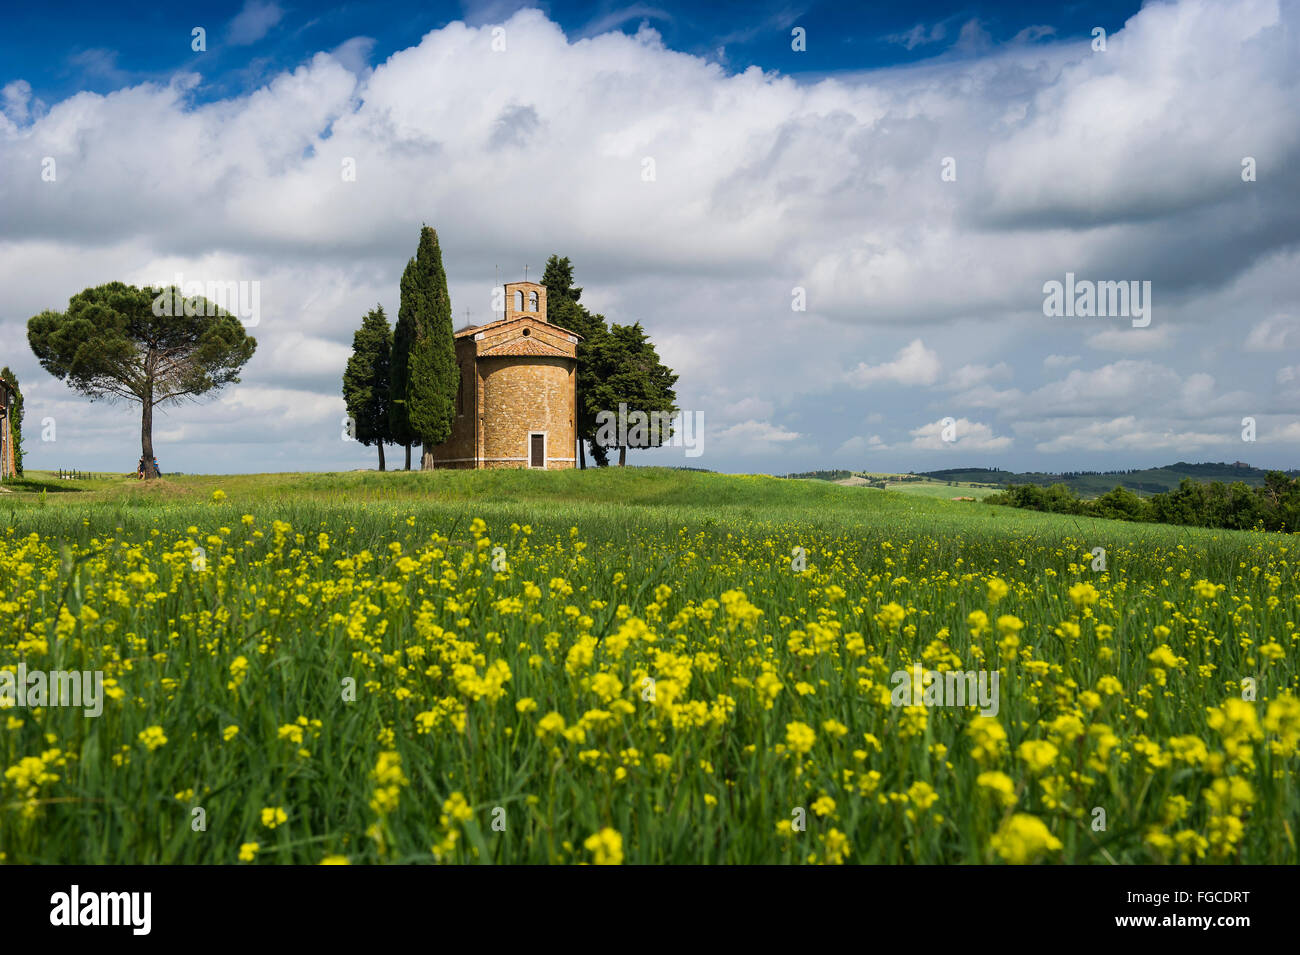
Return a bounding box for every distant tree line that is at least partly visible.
[924,461,1297,489]
[987,473,1300,532]
[784,469,852,481]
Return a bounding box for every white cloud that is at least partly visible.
[1043,354,1080,369]
[945,362,1011,390]
[846,340,941,388]
[1086,325,1176,353]
[909,417,1011,451]
[1033,416,1233,453]
[1025,361,1183,418]
[1265,420,1300,443]
[888,22,948,50]
[1244,314,1300,352]
[951,385,1024,410]
[264,333,353,382]
[2,80,36,124]
[329,37,377,77]
[954,19,993,53]
[1275,365,1300,404]
[228,1,284,46]
[713,419,802,454]
[720,396,774,420]
[1011,25,1056,44]
[981,0,1290,230]
[66,49,127,84]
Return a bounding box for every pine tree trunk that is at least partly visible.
[140,397,159,479]
[404,443,411,470]
[421,441,434,471]
[377,443,386,471]
[618,445,627,467]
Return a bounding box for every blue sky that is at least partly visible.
[7,1,1145,100]
[2,0,1298,476]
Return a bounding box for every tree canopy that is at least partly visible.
[542,254,611,467]
[988,474,1300,532]
[28,281,256,478]
[343,304,393,470]
[586,321,679,466]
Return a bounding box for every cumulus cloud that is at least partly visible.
[951,385,1024,410]
[1266,420,1300,443]
[1023,361,1184,418]
[1244,314,1300,351]
[2,80,38,123]
[846,340,942,388]
[712,419,802,454]
[945,362,1011,390]
[1275,365,1300,403]
[1033,416,1233,454]
[909,417,1012,451]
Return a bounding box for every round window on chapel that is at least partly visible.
[522,328,531,337]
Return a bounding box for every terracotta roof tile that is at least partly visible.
[480,336,572,358]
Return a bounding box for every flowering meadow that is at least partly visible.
[1,469,1297,864]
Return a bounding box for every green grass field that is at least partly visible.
[811,472,1002,500]
[1,468,1296,863]
[876,480,1002,501]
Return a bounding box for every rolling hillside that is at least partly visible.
[917,461,1299,497]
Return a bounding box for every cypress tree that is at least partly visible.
[389,278,417,469]
[398,226,458,470]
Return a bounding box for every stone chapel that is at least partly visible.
[428,281,580,469]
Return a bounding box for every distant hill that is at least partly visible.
[917,461,1300,497]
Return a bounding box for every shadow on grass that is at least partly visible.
[1,476,95,493]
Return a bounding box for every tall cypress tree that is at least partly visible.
[397,226,458,470]
[541,254,609,469]
[389,282,417,470]
[0,367,23,476]
[387,310,413,470]
[342,305,393,471]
